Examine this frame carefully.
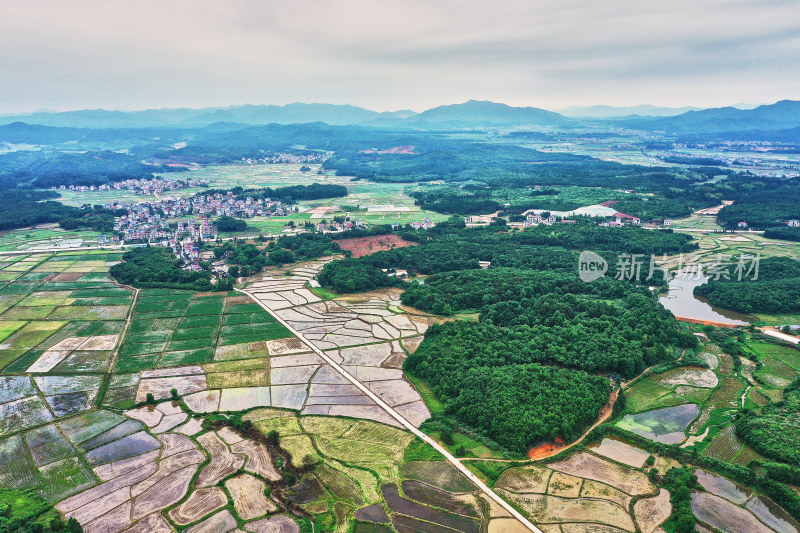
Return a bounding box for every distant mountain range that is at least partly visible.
[0,100,569,129]
[559,104,704,118]
[2,99,800,136]
[0,103,418,129]
[619,100,800,133]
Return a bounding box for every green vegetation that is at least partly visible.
[267,233,343,264]
[737,378,800,466]
[695,257,800,314]
[206,183,348,203]
[110,247,223,291]
[347,224,694,278]
[215,215,247,232]
[403,270,694,375]
[0,487,83,533]
[218,242,266,276]
[318,259,400,293]
[658,468,700,533]
[112,290,290,380]
[764,226,800,242]
[0,190,117,233]
[717,180,800,229]
[407,187,500,215]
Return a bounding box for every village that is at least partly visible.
[52,176,210,195]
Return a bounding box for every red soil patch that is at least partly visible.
[336,234,417,258]
[359,145,415,155]
[675,317,741,328]
[599,200,619,207]
[528,437,565,461]
[527,389,620,461]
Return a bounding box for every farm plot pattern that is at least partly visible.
[0,397,507,532]
[492,448,661,532]
[114,290,292,374]
[0,400,295,532]
[0,251,132,436]
[243,259,432,427]
[490,440,798,533]
[250,408,500,533]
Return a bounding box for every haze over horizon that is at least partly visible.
[2,0,799,114]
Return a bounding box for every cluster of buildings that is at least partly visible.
[598,212,642,227]
[315,218,366,233]
[409,217,435,230]
[53,177,209,195]
[103,191,294,242]
[112,211,218,244]
[240,152,327,165]
[189,191,290,218]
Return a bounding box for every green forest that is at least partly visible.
[737,378,800,466]
[318,258,401,293]
[764,226,800,242]
[694,256,800,313]
[110,247,219,290]
[0,190,118,232]
[267,233,344,265]
[311,224,698,453]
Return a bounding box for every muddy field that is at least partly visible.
[335,234,417,258]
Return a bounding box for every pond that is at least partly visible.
[617,403,700,444]
[658,272,752,325]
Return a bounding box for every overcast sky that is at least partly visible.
[1,0,799,114]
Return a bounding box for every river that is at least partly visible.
[658,272,752,325]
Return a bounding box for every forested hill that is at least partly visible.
[694,257,800,314]
[317,224,698,454]
[619,100,800,133]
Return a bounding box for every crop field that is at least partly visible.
[589,437,651,468]
[0,225,102,252]
[673,231,800,270]
[0,251,135,453]
[0,252,131,368]
[617,403,700,444]
[240,407,507,531]
[484,445,676,532]
[115,290,291,376]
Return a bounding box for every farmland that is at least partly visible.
[5,173,800,531]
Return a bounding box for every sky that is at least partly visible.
[1,0,799,114]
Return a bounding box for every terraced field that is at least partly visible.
[620,338,757,451]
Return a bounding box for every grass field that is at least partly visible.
[0,226,102,252]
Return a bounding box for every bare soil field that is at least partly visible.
[590,438,650,468]
[548,452,654,496]
[691,492,774,533]
[226,473,277,519]
[335,234,417,258]
[168,486,228,525]
[633,488,672,533]
[195,431,245,487]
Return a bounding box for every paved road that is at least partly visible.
[237,286,542,533]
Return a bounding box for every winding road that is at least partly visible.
[236,286,543,533]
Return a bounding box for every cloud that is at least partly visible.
[0,0,797,113]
